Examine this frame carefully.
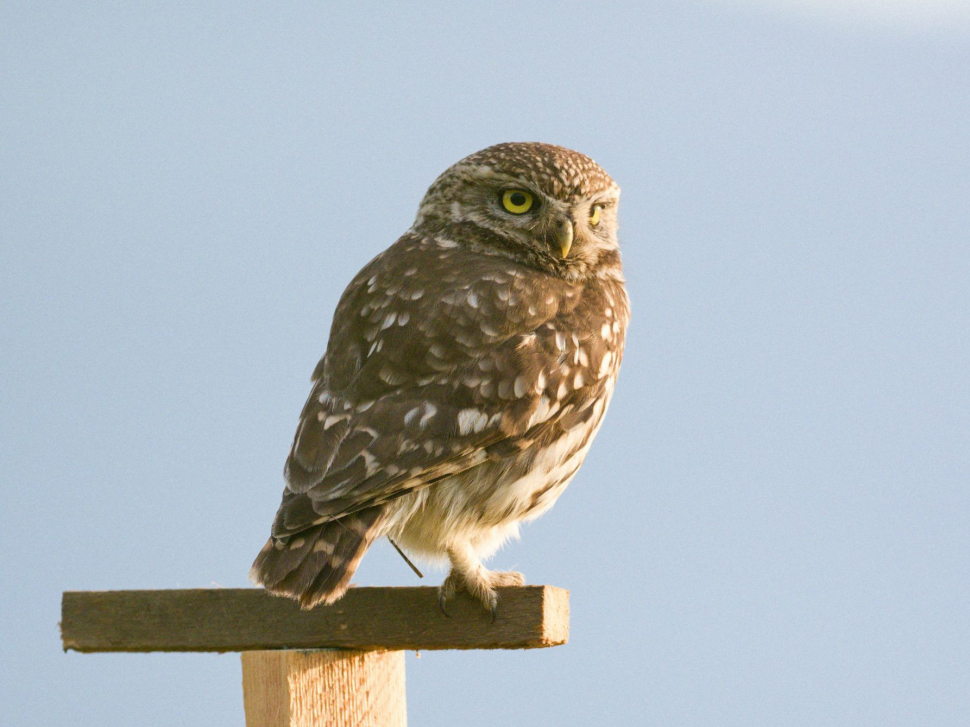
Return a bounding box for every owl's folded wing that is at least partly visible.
[274,365,607,540]
[269,235,616,539]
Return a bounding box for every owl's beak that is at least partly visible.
[557,218,574,258]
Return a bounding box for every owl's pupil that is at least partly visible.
[510,193,526,207]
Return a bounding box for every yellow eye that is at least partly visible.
[589,204,603,227]
[501,189,534,214]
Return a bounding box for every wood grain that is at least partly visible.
[61,586,569,653]
[242,650,406,727]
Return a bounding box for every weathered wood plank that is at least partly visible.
[60,586,569,653]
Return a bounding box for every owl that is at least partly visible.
[251,142,629,616]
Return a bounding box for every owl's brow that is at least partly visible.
[471,171,541,191]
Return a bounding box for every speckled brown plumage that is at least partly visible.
[251,142,629,613]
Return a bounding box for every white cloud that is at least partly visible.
[720,0,970,32]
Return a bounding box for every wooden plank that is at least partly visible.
[60,586,569,653]
[241,650,407,727]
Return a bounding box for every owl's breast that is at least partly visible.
[390,365,616,547]
[485,372,617,524]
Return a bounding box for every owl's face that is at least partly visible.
[415,142,620,280]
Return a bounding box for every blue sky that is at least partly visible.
[729,0,970,30]
[2,2,968,725]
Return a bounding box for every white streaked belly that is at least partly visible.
[387,386,615,561]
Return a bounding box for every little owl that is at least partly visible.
[251,142,629,616]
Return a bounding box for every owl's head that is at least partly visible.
[414,142,621,279]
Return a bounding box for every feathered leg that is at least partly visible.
[436,540,524,619]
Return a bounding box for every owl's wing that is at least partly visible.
[270,235,617,539]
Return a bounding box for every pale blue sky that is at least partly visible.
[2,2,968,725]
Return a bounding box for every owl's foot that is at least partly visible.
[437,567,525,621]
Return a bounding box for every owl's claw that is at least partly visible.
[437,570,459,617]
[482,571,523,622]
[437,567,525,620]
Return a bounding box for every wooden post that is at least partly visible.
[242,650,406,727]
[61,587,569,726]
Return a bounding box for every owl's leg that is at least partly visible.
[437,542,525,620]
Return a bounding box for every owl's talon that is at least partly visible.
[437,570,460,617]
[438,562,523,620]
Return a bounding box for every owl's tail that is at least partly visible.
[249,506,386,610]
